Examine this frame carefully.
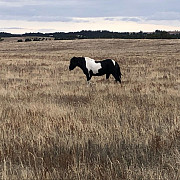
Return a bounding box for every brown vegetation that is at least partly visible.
[0,39,179,179]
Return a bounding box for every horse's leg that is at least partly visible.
[85,73,92,85]
[106,74,110,80]
[112,73,121,83]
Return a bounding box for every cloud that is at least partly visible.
[38,28,56,33]
[121,17,142,22]
[0,0,57,7]
[0,27,25,31]
[147,12,180,21]
[1,17,180,34]
[105,17,142,22]
[0,0,180,22]
[0,0,180,33]
[27,16,74,22]
[2,27,24,29]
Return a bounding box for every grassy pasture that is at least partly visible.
[0,39,179,179]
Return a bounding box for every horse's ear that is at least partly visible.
[71,57,75,61]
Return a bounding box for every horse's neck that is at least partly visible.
[78,64,85,72]
[77,60,85,71]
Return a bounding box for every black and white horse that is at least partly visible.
[69,57,121,83]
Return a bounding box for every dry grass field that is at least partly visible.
[0,38,179,179]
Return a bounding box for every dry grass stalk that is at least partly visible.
[0,39,179,179]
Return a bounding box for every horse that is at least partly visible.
[69,57,121,83]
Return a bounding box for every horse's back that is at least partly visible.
[99,59,116,69]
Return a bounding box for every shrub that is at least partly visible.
[33,38,41,41]
[25,38,32,42]
[17,39,23,42]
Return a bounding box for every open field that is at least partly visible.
[0,39,179,179]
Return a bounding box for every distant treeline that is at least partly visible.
[0,30,180,40]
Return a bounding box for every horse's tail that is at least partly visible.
[115,62,122,83]
[115,62,121,76]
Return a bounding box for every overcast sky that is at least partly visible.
[0,0,180,33]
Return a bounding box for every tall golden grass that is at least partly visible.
[0,39,179,179]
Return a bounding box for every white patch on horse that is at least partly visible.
[111,59,116,66]
[85,57,102,74]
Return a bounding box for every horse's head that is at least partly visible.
[69,57,82,71]
[69,57,78,71]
